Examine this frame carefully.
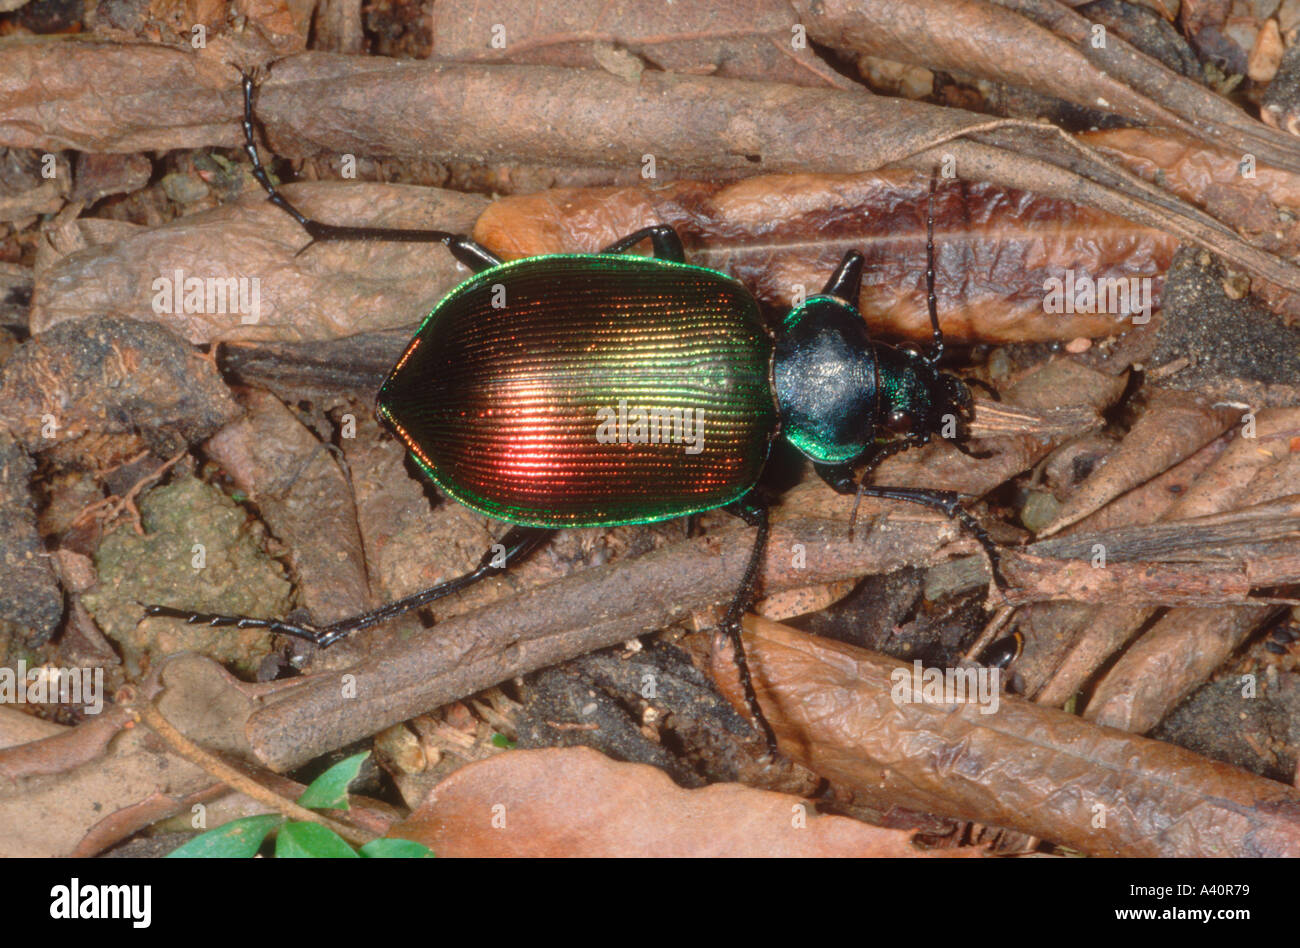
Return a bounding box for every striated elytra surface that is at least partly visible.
[378,255,777,526]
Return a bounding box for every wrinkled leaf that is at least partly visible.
[709,616,1300,857]
[475,171,1176,342]
[390,746,984,857]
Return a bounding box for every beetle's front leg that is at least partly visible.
[812,434,928,495]
[814,458,1005,587]
[851,484,1006,588]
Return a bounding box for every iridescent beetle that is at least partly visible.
[149,75,1005,754]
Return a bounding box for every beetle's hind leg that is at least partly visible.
[238,73,500,273]
[716,496,778,756]
[144,525,552,649]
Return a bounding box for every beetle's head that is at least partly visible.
[935,365,975,430]
[874,342,975,445]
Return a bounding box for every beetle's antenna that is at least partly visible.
[925,171,944,366]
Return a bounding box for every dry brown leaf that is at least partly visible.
[1081,411,1300,731]
[475,171,1176,342]
[1035,408,1300,705]
[199,389,373,667]
[431,0,846,89]
[389,745,984,856]
[31,183,487,344]
[1036,391,1242,536]
[712,616,1300,857]
[991,0,1300,170]
[4,42,1297,294]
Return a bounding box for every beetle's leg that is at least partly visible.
[856,485,1006,589]
[815,436,927,535]
[966,377,1001,401]
[598,225,686,263]
[716,496,778,756]
[239,74,501,273]
[145,525,552,648]
[952,439,994,460]
[846,433,930,483]
[821,250,864,304]
[814,461,1004,587]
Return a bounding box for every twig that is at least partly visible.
[72,448,188,535]
[132,703,374,847]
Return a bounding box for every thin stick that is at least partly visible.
[134,703,374,847]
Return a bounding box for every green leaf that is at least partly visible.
[359,838,437,858]
[296,752,370,811]
[490,732,515,749]
[274,821,359,858]
[166,814,282,858]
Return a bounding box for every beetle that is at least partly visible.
[977,630,1024,671]
[147,74,1006,755]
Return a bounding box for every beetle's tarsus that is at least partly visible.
[952,440,994,460]
[143,603,323,642]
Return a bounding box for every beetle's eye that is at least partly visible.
[884,410,914,433]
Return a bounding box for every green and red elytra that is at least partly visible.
[146,73,1007,756]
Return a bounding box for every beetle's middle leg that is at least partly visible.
[239,73,500,273]
[599,225,686,262]
[145,525,552,649]
[715,495,778,755]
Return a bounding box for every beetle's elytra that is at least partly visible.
[378,255,776,527]
[146,72,1008,757]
